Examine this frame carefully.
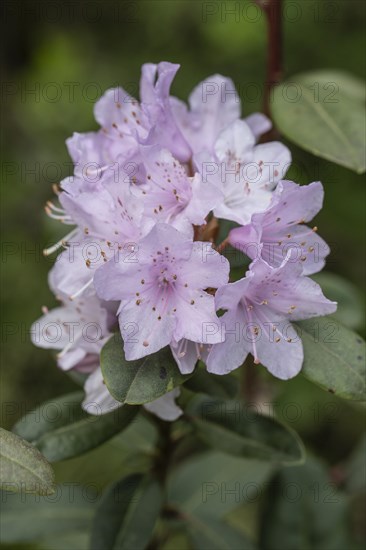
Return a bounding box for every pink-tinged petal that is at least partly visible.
[171,74,241,155]
[58,348,86,371]
[228,224,262,257]
[255,180,324,227]
[214,120,255,163]
[173,291,223,344]
[244,113,272,141]
[261,225,330,276]
[82,367,121,415]
[206,309,250,375]
[214,275,252,311]
[119,300,176,360]
[143,388,182,421]
[182,173,224,226]
[179,241,230,290]
[140,63,191,162]
[94,257,148,302]
[94,87,148,139]
[250,142,291,189]
[248,254,337,320]
[66,132,109,174]
[31,306,80,351]
[213,180,272,225]
[252,311,304,380]
[170,339,207,374]
[49,235,106,299]
[136,146,195,228]
[135,223,194,263]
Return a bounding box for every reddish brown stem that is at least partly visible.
[256,0,283,117]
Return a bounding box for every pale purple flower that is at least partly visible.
[140,62,191,162]
[171,74,240,155]
[94,224,230,360]
[228,180,330,275]
[32,290,182,421]
[207,253,337,379]
[58,170,146,244]
[171,73,271,155]
[170,338,209,375]
[30,292,110,371]
[245,112,272,141]
[195,119,291,225]
[133,145,222,237]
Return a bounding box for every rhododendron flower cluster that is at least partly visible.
[32,62,336,418]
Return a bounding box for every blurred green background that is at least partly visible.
[1,0,365,474]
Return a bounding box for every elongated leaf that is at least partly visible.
[54,414,157,490]
[36,404,138,462]
[271,73,366,173]
[0,428,55,495]
[296,316,366,400]
[260,459,350,550]
[13,391,85,442]
[91,474,163,550]
[101,334,191,405]
[184,365,239,399]
[0,484,95,543]
[167,450,272,518]
[187,397,305,465]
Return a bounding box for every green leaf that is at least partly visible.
[294,70,365,104]
[187,396,305,465]
[35,404,138,462]
[13,391,85,442]
[0,484,95,544]
[271,72,366,173]
[101,334,191,405]
[260,459,350,550]
[54,413,157,490]
[167,450,273,518]
[186,515,255,550]
[91,474,163,550]
[296,316,366,400]
[312,272,365,330]
[0,428,55,495]
[184,364,239,399]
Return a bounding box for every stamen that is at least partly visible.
[69,278,93,300]
[43,229,78,256]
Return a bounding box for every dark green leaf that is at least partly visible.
[0,428,55,495]
[184,365,239,399]
[0,484,95,543]
[296,316,366,400]
[271,73,366,173]
[91,474,163,550]
[260,459,350,550]
[167,450,272,518]
[187,397,305,465]
[312,272,365,330]
[13,392,85,442]
[36,404,138,462]
[101,334,191,405]
[187,515,255,550]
